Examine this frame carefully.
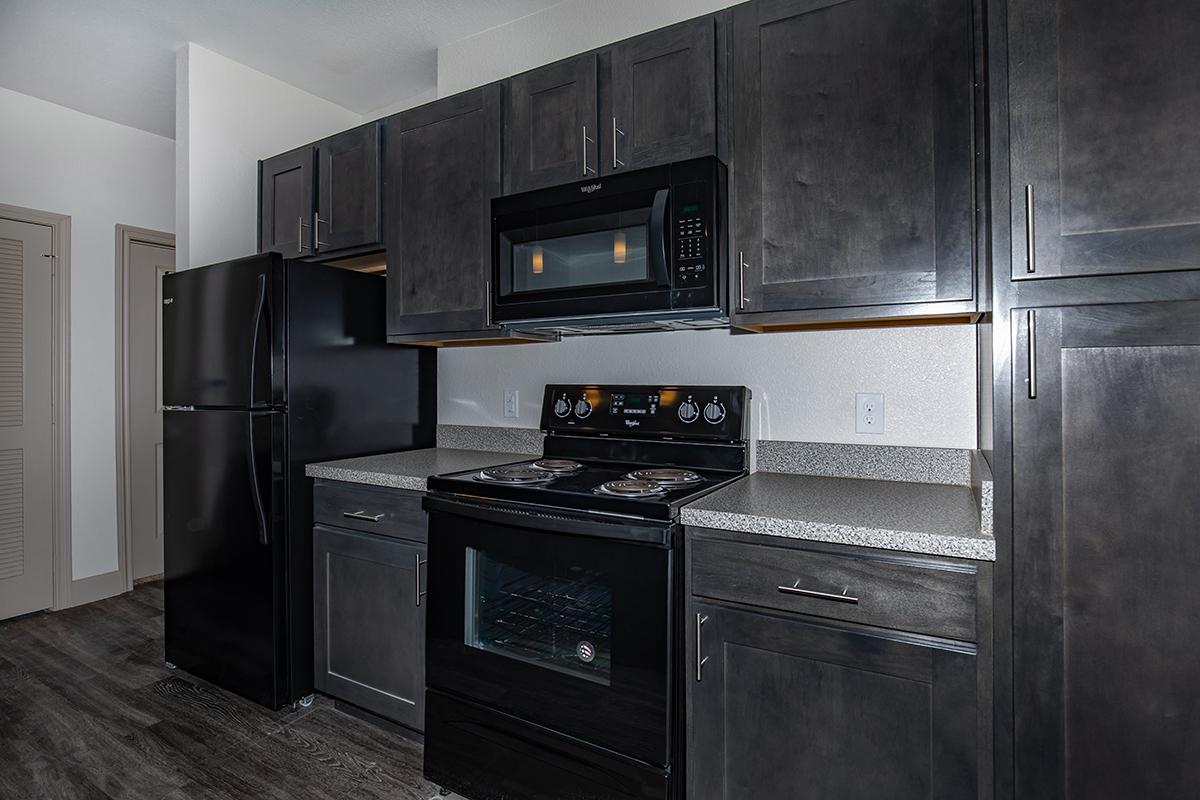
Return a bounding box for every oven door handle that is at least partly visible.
[649,188,671,288]
[422,494,673,546]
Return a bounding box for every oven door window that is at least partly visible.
[465,547,612,685]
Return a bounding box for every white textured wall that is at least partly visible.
[438,0,740,96]
[0,87,175,579]
[438,326,977,449]
[434,1,979,450]
[175,43,361,269]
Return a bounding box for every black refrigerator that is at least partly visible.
[161,253,435,709]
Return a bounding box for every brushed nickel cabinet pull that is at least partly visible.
[1027,309,1037,399]
[695,612,710,682]
[297,216,312,254]
[738,251,749,311]
[1024,185,1036,274]
[342,510,384,522]
[415,554,428,607]
[612,117,625,169]
[778,582,859,605]
[582,125,596,176]
[485,280,492,327]
[313,211,328,249]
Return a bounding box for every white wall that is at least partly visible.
[438,0,740,96]
[438,325,977,450]
[175,43,361,269]
[434,0,979,450]
[0,87,175,580]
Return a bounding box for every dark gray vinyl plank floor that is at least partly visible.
[0,582,438,800]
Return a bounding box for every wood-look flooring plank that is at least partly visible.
[0,582,433,800]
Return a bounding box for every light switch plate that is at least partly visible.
[503,389,519,418]
[856,392,884,434]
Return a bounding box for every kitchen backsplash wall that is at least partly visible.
[437,325,978,450]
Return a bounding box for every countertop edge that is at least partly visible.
[680,507,997,561]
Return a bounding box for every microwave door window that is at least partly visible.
[505,209,652,294]
[465,547,613,686]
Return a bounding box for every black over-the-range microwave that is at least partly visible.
[491,156,727,334]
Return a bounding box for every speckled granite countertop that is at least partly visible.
[682,472,994,561]
[305,448,528,492]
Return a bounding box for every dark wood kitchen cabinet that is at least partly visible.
[607,16,718,174]
[315,123,381,254]
[384,87,500,340]
[505,54,599,193]
[313,482,427,732]
[1007,0,1200,280]
[259,146,314,259]
[730,0,978,326]
[1011,301,1200,799]
[505,16,721,193]
[258,122,381,260]
[688,530,988,799]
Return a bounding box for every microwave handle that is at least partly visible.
[649,188,671,288]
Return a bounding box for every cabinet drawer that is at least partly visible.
[690,537,976,641]
[314,481,427,542]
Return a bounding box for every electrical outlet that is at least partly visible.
[503,389,519,419]
[855,393,884,434]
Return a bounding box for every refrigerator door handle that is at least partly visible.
[247,411,270,546]
[248,273,268,408]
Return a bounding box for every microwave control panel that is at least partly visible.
[672,181,710,289]
[541,384,750,441]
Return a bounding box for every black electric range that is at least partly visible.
[421,384,751,800]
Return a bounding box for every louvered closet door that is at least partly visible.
[0,218,54,620]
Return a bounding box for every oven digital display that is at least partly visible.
[610,393,659,415]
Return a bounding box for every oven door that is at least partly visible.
[425,501,673,767]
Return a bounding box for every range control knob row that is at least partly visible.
[553,397,572,418]
[574,398,593,419]
[678,399,700,423]
[703,400,726,424]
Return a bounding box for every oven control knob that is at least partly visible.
[678,399,700,423]
[574,398,593,419]
[703,400,727,424]
[554,397,572,418]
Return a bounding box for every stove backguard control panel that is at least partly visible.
[540,384,750,441]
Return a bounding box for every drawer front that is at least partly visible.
[314,481,427,542]
[690,536,976,641]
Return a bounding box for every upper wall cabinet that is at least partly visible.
[505,16,721,194]
[258,122,381,260]
[731,0,977,324]
[259,146,314,259]
[607,17,717,174]
[316,124,381,254]
[385,87,501,339]
[505,54,599,193]
[1007,0,1200,280]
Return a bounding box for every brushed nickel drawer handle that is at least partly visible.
[343,510,384,522]
[695,612,709,682]
[416,554,428,607]
[1024,184,1036,274]
[778,582,859,605]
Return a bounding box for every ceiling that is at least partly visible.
[0,0,562,139]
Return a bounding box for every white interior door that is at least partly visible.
[129,241,175,581]
[0,217,54,620]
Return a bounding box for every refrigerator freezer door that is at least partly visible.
[162,254,286,409]
[163,408,288,708]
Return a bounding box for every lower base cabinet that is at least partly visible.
[689,603,978,799]
[313,524,426,731]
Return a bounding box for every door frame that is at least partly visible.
[114,224,175,592]
[0,203,72,611]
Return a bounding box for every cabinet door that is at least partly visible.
[731,0,975,316]
[1012,302,1200,798]
[316,123,380,254]
[259,147,314,259]
[385,86,501,337]
[689,603,977,800]
[505,54,598,193]
[1008,0,1200,280]
[313,525,426,731]
[607,17,716,174]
